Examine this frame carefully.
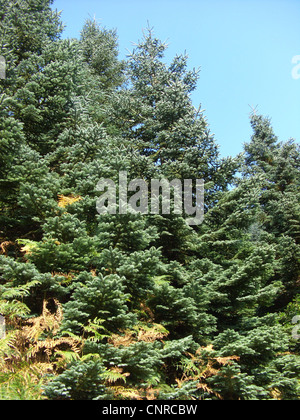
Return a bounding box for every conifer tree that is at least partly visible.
[108,29,237,194]
[194,114,300,399]
[0,0,299,401]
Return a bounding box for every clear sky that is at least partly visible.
[52,0,300,158]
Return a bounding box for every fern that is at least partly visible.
[0,371,46,400]
[0,299,82,400]
[16,239,39,256]
[175,346,240,400]
[57,194,82,208]
[0,278,40,319]
[102,367,130,385]
[110,386,144,401]
[0,300,30,319]
[83,318,110,342]
[54,350,81,370]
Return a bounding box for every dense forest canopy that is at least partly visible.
[0,0,299,400]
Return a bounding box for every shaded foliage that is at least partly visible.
[0,0,299,401]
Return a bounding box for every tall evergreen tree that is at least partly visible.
[192,113,300,399]
[108,29,237,193]
[0,1,299,400]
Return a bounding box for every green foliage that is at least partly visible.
[61,272,137,335]
[43,359,109,400]
[0,369,46,400]
[0,1,299,401]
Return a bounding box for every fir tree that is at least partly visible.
[0,1,299,400]
[108,28,237,196]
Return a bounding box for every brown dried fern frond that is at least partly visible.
[110,386,144,400]
[136,323,168,343]
[215,355,240,365]
[176,347,240,400]
[23,299,63,341]
[108,330,136,348]
[108,323,169,348]
[0,241,15,256]
[58,194,82,209]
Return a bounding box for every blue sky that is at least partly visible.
[52,0,300,158]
